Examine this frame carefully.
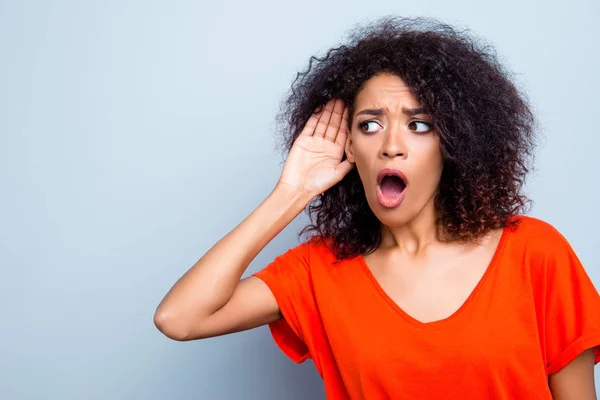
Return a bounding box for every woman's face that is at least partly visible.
[345,72,444,227]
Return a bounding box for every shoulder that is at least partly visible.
[303,235,339,265]
[509,215,588,282]
[510,214,563,238]
[508,214,572,254]
[277,235,338,268]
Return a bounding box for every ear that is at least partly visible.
[344,133,355,163]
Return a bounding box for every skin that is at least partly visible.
[345,72,596,397]
[345,72,505,325]
[345,72,444,245]
[549,348,597,399]
[155,74,596,397]
[153,98,353,341]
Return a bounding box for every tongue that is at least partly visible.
[380,176,405,198]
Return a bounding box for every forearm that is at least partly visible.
[548,348,597,399]
[154,183,312,331]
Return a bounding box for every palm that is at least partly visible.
[278,99,355,197]
[281,135,346,195]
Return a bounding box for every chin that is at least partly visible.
[374,212,414,228]
[364,193,413,227]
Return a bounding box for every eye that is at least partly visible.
[408,121,432,133]
[358,120,382,133]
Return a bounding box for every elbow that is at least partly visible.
[153,307,193,341]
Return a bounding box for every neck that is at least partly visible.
[379,196,442,256]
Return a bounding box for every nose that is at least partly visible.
[380,124,406,159]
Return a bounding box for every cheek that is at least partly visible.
[424,137,443,165]
[354,157,370,184]
[348,138,365,163]
[414,143,444,182]
[351,135,375,159]
[350,147,376,186]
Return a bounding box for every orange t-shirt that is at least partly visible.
[252,215,600,399]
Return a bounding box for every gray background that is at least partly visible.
[1,0,598,399]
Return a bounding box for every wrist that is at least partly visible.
[272,181,314,209]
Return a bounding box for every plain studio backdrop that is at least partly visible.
[1,0,598,399]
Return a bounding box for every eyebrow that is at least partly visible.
[355,107,427,117]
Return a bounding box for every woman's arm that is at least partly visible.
[548,348,597,399]
[153,99,353,341]
[154,184,311,340]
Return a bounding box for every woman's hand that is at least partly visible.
[277,98,355,198]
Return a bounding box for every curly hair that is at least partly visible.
[275,16,538,260]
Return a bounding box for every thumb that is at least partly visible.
[334,159,355,182]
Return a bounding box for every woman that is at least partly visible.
[154,16,600,399]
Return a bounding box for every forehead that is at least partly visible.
[353,73,420,109]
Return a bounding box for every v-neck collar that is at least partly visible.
[355,224,511,330]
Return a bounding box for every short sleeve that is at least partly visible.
[540,226,600,375]
[252,242,314,364]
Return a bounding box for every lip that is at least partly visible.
[376,168,409,185]
[376,168,408,209]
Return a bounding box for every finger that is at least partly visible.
[324,99,345,142]
[313,99,336,137]
[334,159,355,182]
[299,108,322,137]
[335,107,349,147]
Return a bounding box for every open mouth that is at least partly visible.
[376,169,408,208]
[379,175,406,197]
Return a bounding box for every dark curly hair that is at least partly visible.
[275,16,538,260]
